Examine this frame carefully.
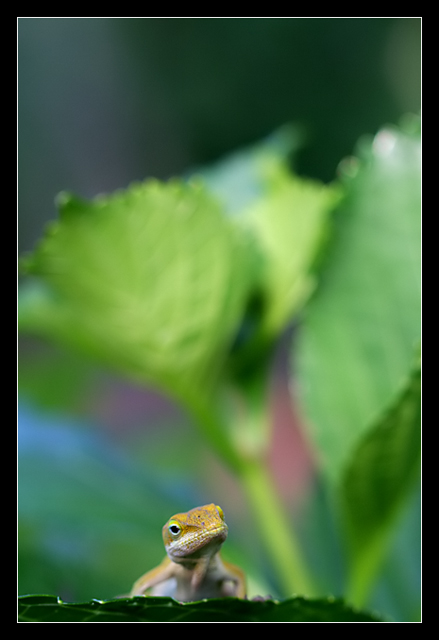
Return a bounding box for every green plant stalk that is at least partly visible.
[232,374,316,597]
[184,374,316,599]
[345,532,389,608]
[180,387,244,474]
[240,456,316,598]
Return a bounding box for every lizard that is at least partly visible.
[130,503,246,602]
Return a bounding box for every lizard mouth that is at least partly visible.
[168,524,228,558]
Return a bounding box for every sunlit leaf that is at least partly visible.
[242,171,341,336]
[19,180,255,402]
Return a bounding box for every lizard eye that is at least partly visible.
[168,521,182,538]
[216,505,225,520]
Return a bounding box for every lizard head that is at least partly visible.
[162,503,229,563]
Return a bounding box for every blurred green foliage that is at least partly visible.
[18,120,420,620]
[18,19,420,622]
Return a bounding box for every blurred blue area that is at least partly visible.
[17,401,202,600]
[19,403,102,458]
[18,400,202,519]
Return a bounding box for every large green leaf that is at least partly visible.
[341,359,421,604]
[294,122,421,484]
[19,180,255,403]
[18,595,383,622]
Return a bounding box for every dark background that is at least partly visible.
[18,18,421,253]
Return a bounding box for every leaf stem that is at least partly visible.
[345,536,388,608]
[239,456,316,598]
[182,374,316,598]
[179,385,244,473]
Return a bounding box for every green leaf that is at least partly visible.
[194,127,340,373]
[293,122,421,484]
[196,123,305,216]
[19,180,255,403]
[18,595,383,622]
[242,171,341,336]
[341,359,421,605]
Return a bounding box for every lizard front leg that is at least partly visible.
[130,557,175,596]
